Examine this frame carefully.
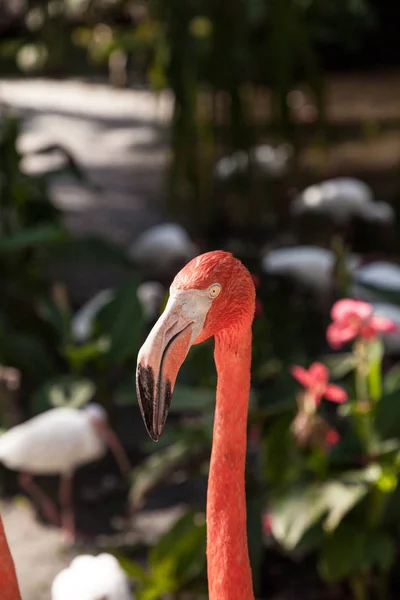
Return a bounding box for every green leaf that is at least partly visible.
[270,470,373,550]
[4,333,56,381]
[383,365,400,395]
[322,353,356,378]
[32,375,95,414]
[96,279,143,364]
[375,390,400,438]
[129,440,193,509]
[150,509,206,586]
[115,555,148,583]
[36,295,71,342]
[270,483,329,550]
[366,533,395,572]
[65,338,109,371]
[322,481,367,532]
[319,526,395,582]
[50,236,132,268]
[0,224,66,252]
[319,523,367,582]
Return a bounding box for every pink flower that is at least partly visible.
[291,362,347,406]
[325,428,340,448]
[251,273,261,288]
[327,299,396,349]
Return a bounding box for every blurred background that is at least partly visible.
[3,0,400,599]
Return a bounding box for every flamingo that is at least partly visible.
[0,515,21,599]
[136,251,255,600]
[0,403,131,540]
[51,553,133,600]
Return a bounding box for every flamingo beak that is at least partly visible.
[136,290,210,441]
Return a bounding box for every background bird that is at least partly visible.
[129,223,198,278]
[291,177,394,225]
[0,403,131,540]
[261,245,360,295]
[51,553,133,600]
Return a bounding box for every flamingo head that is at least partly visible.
[136,250,255,441]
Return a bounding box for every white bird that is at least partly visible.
[261,245,360,293]
[352,261,400,292]
[0,404,130,540]
[129,223,198,276]
[51,553,133,600]
[251,143,293,178]
[291,177,394,225]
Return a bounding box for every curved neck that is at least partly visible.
[207,325,254,600]
[0,515,21,599]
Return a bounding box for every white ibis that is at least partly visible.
[350,261,400,303]
[51,553,133,600]
[129,223,198,276]
[261,245,360,293]
[291,177,394,225]
[0,404,131,540]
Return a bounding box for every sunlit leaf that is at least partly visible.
[32,375,95,414]
[0,224,66,253]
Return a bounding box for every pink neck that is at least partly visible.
[0,515,21,600]
[207,325,254,600]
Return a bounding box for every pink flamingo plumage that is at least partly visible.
[136,251,255,600]
[0,515,21,599]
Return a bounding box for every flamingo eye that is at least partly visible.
[208,284,221,299]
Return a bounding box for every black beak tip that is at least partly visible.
[136,363,172,443]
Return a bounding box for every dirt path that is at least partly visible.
[3,501,74,600]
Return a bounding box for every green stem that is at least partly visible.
[353,341,373,453]
[349,573,369,600]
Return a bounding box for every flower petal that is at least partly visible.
[369,315,397,334]
[291,365,312,388]
[308,362,329,386]
[331,299,372,321]
[325,384,348,403]
[326,322,358,349]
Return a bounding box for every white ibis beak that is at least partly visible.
[136,290,209,441]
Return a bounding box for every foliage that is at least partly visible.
[119,509,207,599]
[0,110,143,419]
